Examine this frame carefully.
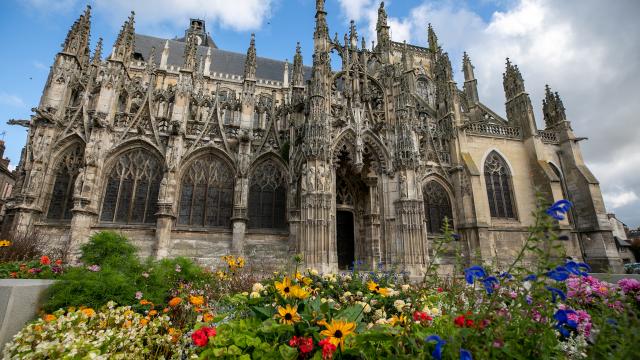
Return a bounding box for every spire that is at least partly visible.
[503,58,526,100]
[401,41,412,70]
[314,0,329,53]
[349,20,358,49]
[462,52,479,104]
[283,59,289,87]
[61,5,92,66]
[110,11,136,64]
[147,46,157,71]
[203,47,212,76]
[244,33,257,80]
[183,31,198,70]
[462,52,475,81]
[292,42,304,88]
[542,84,567,128]
[427,23,438,54]
[91,37,103,65]
[160,40,169,70]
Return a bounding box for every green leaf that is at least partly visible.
[252,306,273,320]
[320,302,330,314]
[279,344,298,360]
[227,345,243,356]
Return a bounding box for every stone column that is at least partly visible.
[363,175,381,267]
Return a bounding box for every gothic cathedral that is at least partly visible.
[4,2,624,275]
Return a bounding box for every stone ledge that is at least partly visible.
[0,279,57,352]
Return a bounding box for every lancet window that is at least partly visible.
[100,148,163,224]
[248,160,287,229]
[423,180,453,233]
[177,154,234,228]
[47,144,84,220]
[484,151,516,219]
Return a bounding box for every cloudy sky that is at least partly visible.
[1,0,639,226]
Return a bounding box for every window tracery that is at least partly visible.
[423,180,453,233]
[47,144,84,220]
[178,154,234,227]
[100,148,163,224]
[484,151,516,219]
[248,160,287,229]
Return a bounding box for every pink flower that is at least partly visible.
[87,264,101,272]
[135,291,143,300]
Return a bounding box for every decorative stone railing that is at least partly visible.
[465,122,521,139]
[539,130,560,144]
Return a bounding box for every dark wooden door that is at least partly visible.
[336,210,355,270]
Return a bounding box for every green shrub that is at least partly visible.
[44,231,212,312]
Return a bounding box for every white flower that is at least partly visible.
[343,291,352,298]
[393,299,406,312]
[252,282,265,293]
[250,291,261,299]
[373,309,387,321]
[401,284,410,292]
[309,268,319,276]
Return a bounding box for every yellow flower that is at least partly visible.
[389,314,408,327]
[275,277,293,298]
[302,277,313,286]
[43,314,57,322]
[294,271,303,281]
[236,257,245,268]
[124,310,134,318]
[319,319,356,350]
[0,240,12,247]
[67,306,76,313]
[189,295,205,306]
[275,304,301,325]
[367,280,390,297]
[81,308,96,318]
[203,312,214,322]
[168,297,182,307]
[99,320,107,328]
[290,285,309,300]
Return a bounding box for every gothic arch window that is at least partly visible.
[47,144,84,220]
[248,160,287,229]
[484,151,516,219]
[100,148,163,224]
[178,154,234,228]
[423,180,453,234]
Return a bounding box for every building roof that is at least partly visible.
[134,34,311,82]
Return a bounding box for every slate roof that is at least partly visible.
[134,34,311,82]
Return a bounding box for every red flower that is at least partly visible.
[55,259,63,266]
[299,337,314,354]
[454,315,466,327]
[289,336,300,347]
[413,311,433,323]
[191,326,216,347]
[9,272,17,278]
[465,319,474,327]
[437,287,444,293]
[40,256,51,265]
[319,338,337,360]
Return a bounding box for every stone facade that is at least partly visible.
[4,2,624,274]
[0,141,15,224]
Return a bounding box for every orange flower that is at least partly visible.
[9,272,17,278]
[140,299,153,306]
[203,312,214,322]
[123,320,132,328]
[140,318,149,326]
[34,325,43,332]
[55,259,63,266]
[40,256,51,265]
[189,295,205,306]
[149,310,158,316]
[43,314,57,322]
[169,327,180,343]
[168,297,182,307]
[163,307,169,313]
[81,308,96,318]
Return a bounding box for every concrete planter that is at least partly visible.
[0,279,56,351]
[590,273,640,283]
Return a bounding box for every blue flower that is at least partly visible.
[452,233,461,240]
[460,348,473,360]
[425,335,446,360]
[545,286,567,303]
[464,265,487,285]
[523,274,538,282]
[565,261,591,276]
[546,199,573,221]
[482,276,500,295]
[553,309,577,337]
[546,266,570,281]
[499,272,513,280]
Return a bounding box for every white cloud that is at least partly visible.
[337,0,375,22]
[0,92,26,108]
[603,190,639,209]
[93,0,275,32]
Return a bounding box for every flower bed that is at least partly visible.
[3,200,640,359]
